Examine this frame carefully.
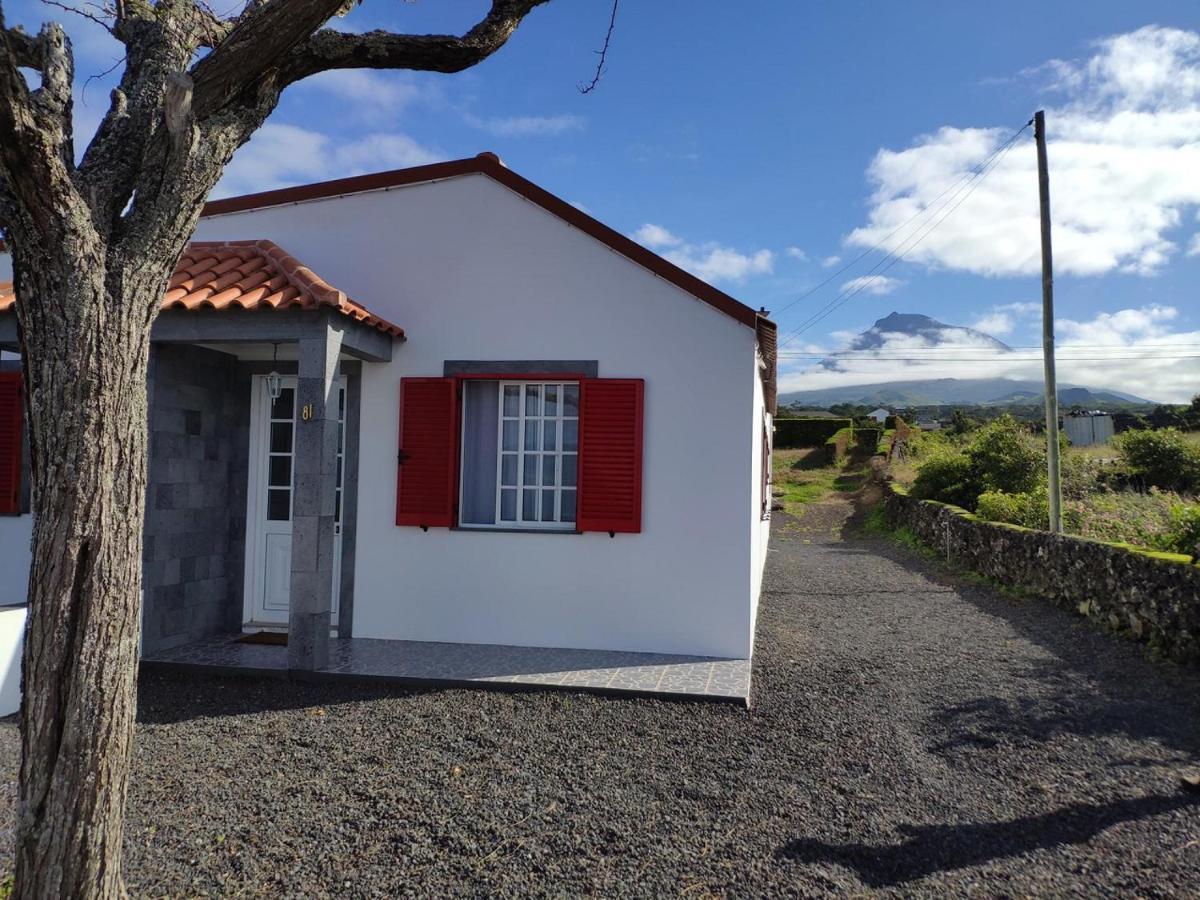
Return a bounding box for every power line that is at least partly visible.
[779,126,1029,348]
[775,354,1200,362]
[767,121,1034,325]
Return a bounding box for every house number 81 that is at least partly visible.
[301,403,314,421]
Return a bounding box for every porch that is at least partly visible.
[140,634,752,704]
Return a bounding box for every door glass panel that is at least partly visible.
[562,454,577,487]
[562,420,578,452]
[561,489,576,523]
[270,421,293,454]
[543,420,557,451]
[522,488,538,520]
[270,388,295,419]
[267,488,290,521]
[542,455,556,486]
[545,385,558,416]
[268,456,291,488]
[523,454,538,487]
[502,420,518,451]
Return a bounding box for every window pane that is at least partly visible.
[522,488,538,520]
[545,385,558,416]
[503,384,520,416]
[268,455,291,488]
[336,456,343,488]
[524,384,541,416]
[500,489,517,521]
[338,388,345,417]
[267,489,290,521]
[542,454,556,486]
[334,489,342,524]
[270,388,294,419]
[524,419,540,451]
[542,490,556,522]
[563,419,578,452]
[502,420,518,451]
[563,384,579,416]
[561,489,576,523]
[501,453,517,486]
[270,421,293,454]
[523,454,538,487]
[543,420,557,450]
[337,420,344,453]
[562,454,577,487]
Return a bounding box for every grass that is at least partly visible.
[772,448,862,515]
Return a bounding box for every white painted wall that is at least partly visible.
[748,359,771,651]
[196,173,765,658]
[0,606,25,716]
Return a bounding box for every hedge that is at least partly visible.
[855,427,882,454]
[775,418,852,449]
[822,427,855,465]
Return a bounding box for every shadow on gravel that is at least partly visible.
[929,684,1200,760]
[778,792,1199,887]
[135,671,436,725]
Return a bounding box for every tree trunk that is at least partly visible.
[12,241,163,899]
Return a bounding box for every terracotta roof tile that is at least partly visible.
[0,239,404,338]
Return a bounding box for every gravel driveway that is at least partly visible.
[2,495,1199,896]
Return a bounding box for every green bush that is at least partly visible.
[911,415,1045,510]
[774,418,852,449]
[1161,503,1200,558]
[911,452,977,508]
[1113,428,1200,491]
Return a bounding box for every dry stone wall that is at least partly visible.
[883,483,1200,663]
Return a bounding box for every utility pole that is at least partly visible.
[1034,110,1063,533]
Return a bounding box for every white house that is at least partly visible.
[0,153,776,708]
[867,408,890,424]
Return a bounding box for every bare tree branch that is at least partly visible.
[276,0,551,87]
[578,0,617,94]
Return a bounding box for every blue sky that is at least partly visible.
[6,1,1200,400]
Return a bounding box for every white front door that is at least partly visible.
[246,375,346,627]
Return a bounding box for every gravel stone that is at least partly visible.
[2,495,1198,896]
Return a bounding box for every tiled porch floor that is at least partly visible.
[142,634,751,704]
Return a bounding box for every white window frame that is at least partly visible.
[457,379,579,531]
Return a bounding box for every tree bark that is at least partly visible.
[12,239,167,899]
[0,3,552,895]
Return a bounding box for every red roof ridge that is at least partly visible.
[202,153,765,330]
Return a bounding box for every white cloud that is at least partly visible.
[302,70,428,118]
[847,26,1200,278]
[972,312,1014,336]
[464,113,585,137]
[779,304,1200,403]
[840,275,902,296]
[785,246,808,261]
[632,223,773,283]
[821,255,842,268]
[1189,234,1200,256]
[214,123,442,198]
[633,223,683,249]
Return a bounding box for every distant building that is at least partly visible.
[1064,413,1114,447]
[867,408,890,423]
[917,420,943,431]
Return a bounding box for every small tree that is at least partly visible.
[0,2,559,895]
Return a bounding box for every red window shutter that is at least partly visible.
[578,378,644,534]
[395,377,459,528]
[0,372,21,515]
